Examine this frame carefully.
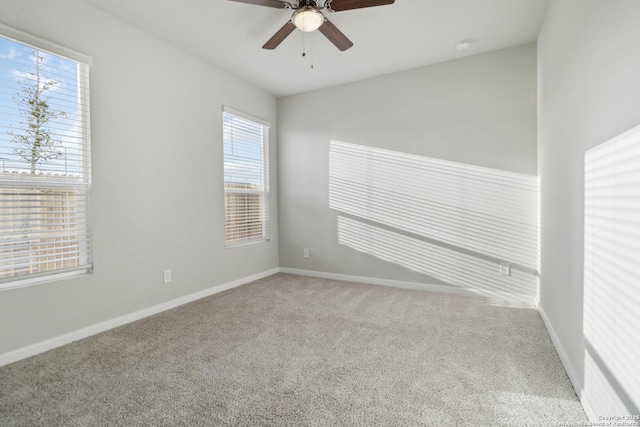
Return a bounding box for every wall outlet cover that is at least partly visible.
[499,263,511,276]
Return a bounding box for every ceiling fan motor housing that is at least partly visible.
[285,1,332,11]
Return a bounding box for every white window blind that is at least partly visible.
[222,107,269,247]
[0,26,92,288]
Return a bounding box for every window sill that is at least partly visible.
[0,268,92,292]
[225,238,270,249]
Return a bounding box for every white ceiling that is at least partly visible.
[82,0,549,97]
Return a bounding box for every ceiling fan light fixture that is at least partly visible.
[292,8,324,32]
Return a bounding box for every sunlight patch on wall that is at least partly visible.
[337,216,536,303]
[536,175,541,303]
[584,124,640,416]
[329,140,539,303]
[329,141,539,270]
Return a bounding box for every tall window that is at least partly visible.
[222,107,269,247]
[0,25,92,289]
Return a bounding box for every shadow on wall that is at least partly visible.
[328,140,539,304]
[584,124,640,417]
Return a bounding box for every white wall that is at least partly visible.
[278,44,538,302]
[0,0,278,356]
[538,0,640,418]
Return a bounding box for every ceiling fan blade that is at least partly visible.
[328,0,394,12]
[228,0,288,8]
[318,19,353,51]
[262,21,297,49]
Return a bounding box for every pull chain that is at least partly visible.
[301,31,314,70]
[302,29,306,58]
[310,32,314,69]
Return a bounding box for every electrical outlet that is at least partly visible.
[499,263,511,276]
[303,248,309,258]
[163,269,172,283]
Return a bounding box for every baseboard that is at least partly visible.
[280,267,536,305]
[0,268,280,368]
[537,305,595,420]
[0,267,538,367]
[579,388,598,422]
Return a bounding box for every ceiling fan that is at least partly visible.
[229,0,395,51]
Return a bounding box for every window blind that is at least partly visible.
[222,107,269,247]
[0,27,92,288]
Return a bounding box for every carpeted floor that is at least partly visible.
[0,273,586,426]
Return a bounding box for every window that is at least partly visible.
[0,25,92,289]
[222,107,269,247]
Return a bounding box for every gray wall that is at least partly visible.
[537,0,640,417]
[0,0,279,355]
[278,44,538,301]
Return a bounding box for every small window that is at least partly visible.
[222,107,270,247]
[0,25,92,289]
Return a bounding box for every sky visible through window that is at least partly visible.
[223,113,265,187]
[0,35,81,175]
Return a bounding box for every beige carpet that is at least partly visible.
[0,273,586,426]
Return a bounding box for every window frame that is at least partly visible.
[222,106,270,248]
[0,23,92,291]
